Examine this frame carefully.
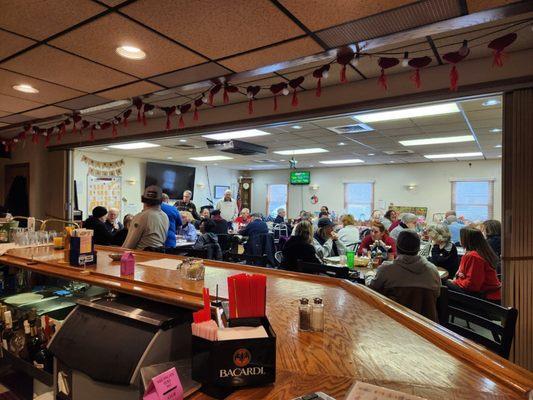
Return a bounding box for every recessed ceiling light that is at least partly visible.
[338,142,346,146]
[80,99,131,115]
[292,125,302,129]
[109,142,160,150]
[309,164,314,167]
[498,155,502,158]
[213,163,218,166]
[353,102,459,123]
[367,153,375,156]
[389,161,395,163]
[490,128,502,133]
[116,45,146,60]
[424,152,483,159]
[102,147,109,151]
[319,159,364,165]
[494,144,502,148]
[13,84,39,93]
[202,129,270,140]
[179,139,187,143]
[482,99,500,107]
[189,155,233,161]
[167,156,173,159]
[399,135,474,146]
[279,159,285,162]
[274,148,328,155]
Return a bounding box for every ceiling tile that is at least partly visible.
[219,37,323,72]
[466,0,519,13]
[150,62,232,88]
[0,114,35,124]
[0,68,85,104]
[0,123,8,127]
[0,93,43,113]
[50,14,206,78]
[98,0,127,6]
[0,30,35,60]
[122,0,305,59]
[0,111,9,117]
[0,0,105,40]
[279,0,417,31]
[1,45,135,92]
[22,105,70,119]
[55,94,111,110]
[96,81,163,100]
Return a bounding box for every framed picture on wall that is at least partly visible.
[214,185,230,200]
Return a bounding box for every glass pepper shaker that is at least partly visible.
[311,297,325,332]
[298,298,311,331]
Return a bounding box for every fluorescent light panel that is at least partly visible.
[353,102,460,123]
[109,142,160,150]
[189,155,233,161]
[400,135,474,146]
[424,152,483,159]
[202,129,270,140]
[274,148,328,155]
[320,159,364,165]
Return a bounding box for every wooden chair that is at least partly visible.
[444,290,518,359]
[296,261,350,279]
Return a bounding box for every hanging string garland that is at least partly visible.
[2,25,528,152]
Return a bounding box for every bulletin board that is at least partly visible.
[390,206,428,219]
[87,175,122,214]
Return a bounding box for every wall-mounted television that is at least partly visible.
[145,162,195,199]
[290,170,310,185]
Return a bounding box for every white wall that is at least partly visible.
[247,159,501,221]
[73,150,240,218]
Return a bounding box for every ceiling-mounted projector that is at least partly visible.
[205,140,268,156]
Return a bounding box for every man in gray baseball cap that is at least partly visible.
[123,186,169,250]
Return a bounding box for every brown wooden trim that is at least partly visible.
[4,162,30,214]
[502,256,533,261]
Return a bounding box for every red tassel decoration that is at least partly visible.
[315,78,322,97]
[3,142,9,153]
[133,97,143,122]
[291,90,298,107]
[72,123,77,135]
[209,83,222,106]
[336,47,354,83]
[340,66,347,83]
[488,33,517,68]
[378,69,387,90]
[32,134,39,144]
[193,99,203,121]
[273,96,278,111]
[288,76,304,108]
[223,87,229,104]
[165,114,171,130]
[142,112,147,126]
[270,82,287,111]
[449,65,459,91]
[59,123,66,139]
[193,108,199,121]
[45,134,51,147]
[411,69,421,89]
[178,115,185,129]
[163,106,175,131]
[90,126,95,141]
[248,99,254,114]
[112,124,118,138]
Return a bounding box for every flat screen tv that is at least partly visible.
[145,162,195,199]
[290,170,310,185]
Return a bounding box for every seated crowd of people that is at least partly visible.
[85,186,502,305]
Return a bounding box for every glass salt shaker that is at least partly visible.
[298,298,311,331]
[311,297,325,332]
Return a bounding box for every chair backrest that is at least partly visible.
[296,261,349,279]
[224,252,267,267]
[216,234,231,252]
[445,290,518,359]
[274,251,283,265]
[272,223,289,240]
[384,287,439,322]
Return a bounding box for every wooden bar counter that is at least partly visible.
[1,245,532,400]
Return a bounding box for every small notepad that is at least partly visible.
[217,326,268,341]
[347,381,426,400]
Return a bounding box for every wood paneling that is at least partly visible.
[502,88,533,371]
[1,246,533,399]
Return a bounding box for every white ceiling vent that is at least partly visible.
[327,123,374,134]
[383,149,415,155]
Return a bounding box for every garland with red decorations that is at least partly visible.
[1,26,526,152]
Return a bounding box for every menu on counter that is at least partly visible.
[347,382,427,400]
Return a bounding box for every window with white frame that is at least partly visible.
[344,182,374,220]
[452,180,494,221]
[266,184,288,218]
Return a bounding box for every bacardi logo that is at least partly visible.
[233,348,251,367]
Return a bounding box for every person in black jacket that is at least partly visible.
[210,209,228,234]
[420,223,459,277]
[281,220,319,271]
[83,206,115,245]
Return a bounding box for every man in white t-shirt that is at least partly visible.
[215,190,239,223]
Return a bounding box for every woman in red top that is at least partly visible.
[446,227,501,302]
[357,222,397,260]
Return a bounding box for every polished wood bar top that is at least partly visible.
[1,245,532,400]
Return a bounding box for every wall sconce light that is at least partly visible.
[126,178,136,185]
[196,182,206,189]
[310,183,320,190]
